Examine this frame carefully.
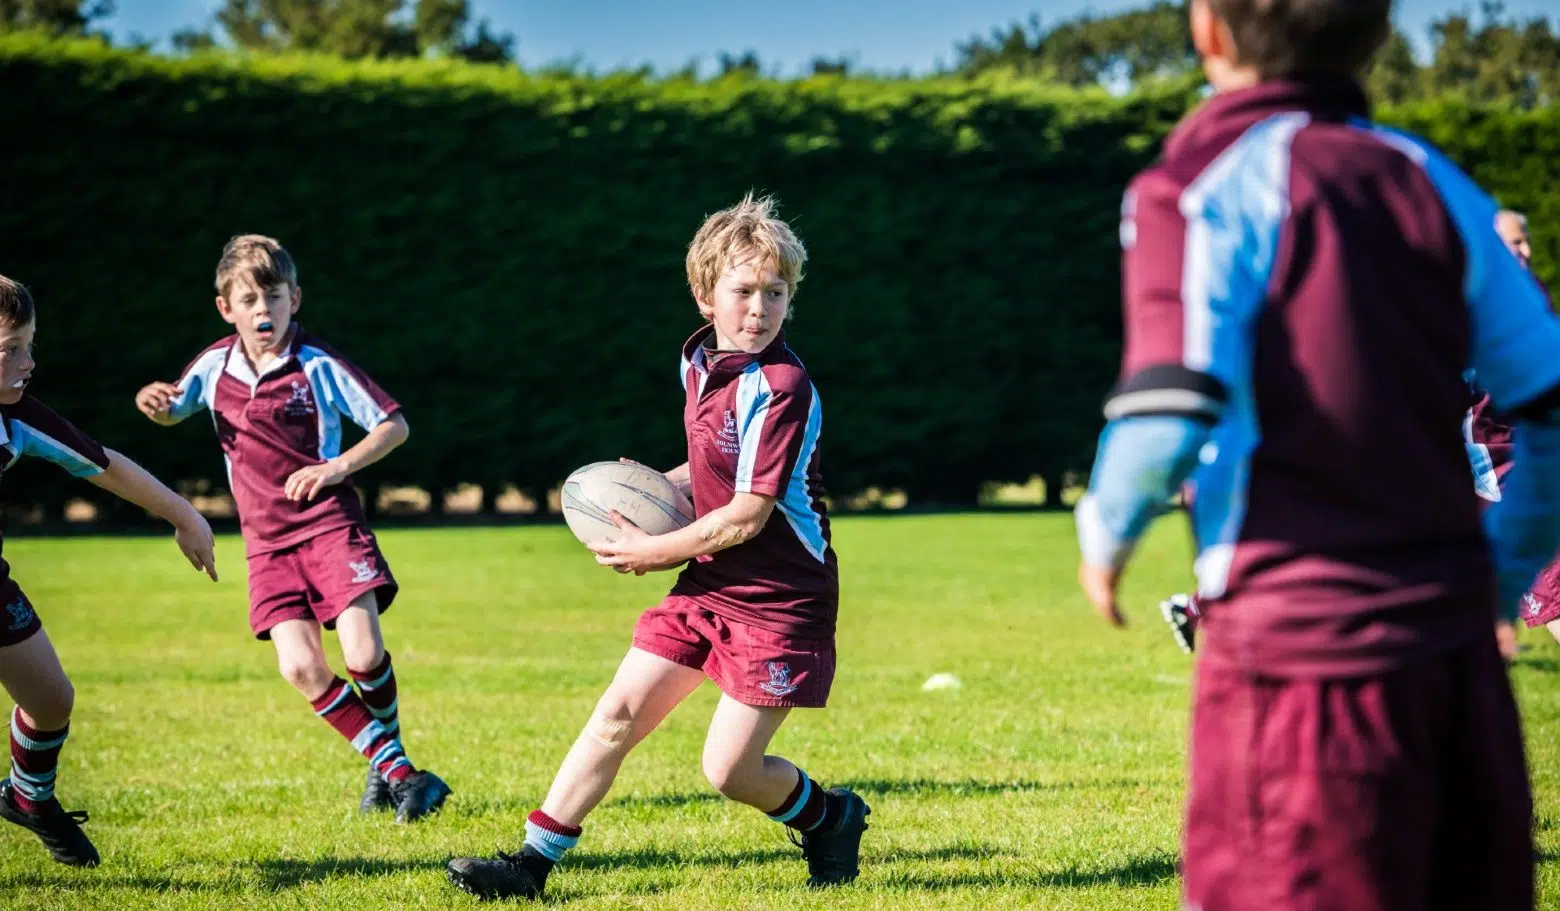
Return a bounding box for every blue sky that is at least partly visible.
[107,1,1559,75]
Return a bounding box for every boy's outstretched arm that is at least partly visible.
[284,413,409,502]
[88,448,218,580]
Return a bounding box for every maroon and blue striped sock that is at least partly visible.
[349,652,407,775]
[310,677,414,783]
[8,708,68,815]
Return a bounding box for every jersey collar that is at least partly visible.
[681,324,787,376]
[225,325,305,388]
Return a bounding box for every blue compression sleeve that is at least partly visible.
[1075,415,1211,569]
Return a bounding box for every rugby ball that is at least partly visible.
[561,461,694,546]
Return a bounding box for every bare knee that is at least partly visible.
[702,750,761,801]
[277,653,334,699]
[339,637,383,677]
[581,696,636,755]
[19,680,74,730]
[335,599,385,676]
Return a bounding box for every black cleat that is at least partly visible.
[359,765,394,814]
[0,780,100,868]
[1160,593,1198,654]
[797,788,870,888]
[391,769,451,823]
[447,851,544,901]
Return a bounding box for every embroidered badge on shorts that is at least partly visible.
[4,596,34,631]
[758,661,799,697]
[349,559,381,584]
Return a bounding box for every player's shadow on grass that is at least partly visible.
[0,872,217,892]
[253,856,449,890]
[546,844,1011,903]
[567,842,1002,873]
[880,850,1180,891]
[841,776,1156,799]
[602,776,1150,811]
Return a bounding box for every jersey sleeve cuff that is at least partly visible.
[1104,365,1229,425]
[734,479,783,498]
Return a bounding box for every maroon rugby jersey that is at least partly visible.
[670,326,839,639]
[1124,77,1558,675]
[0,397,110,588]
[166,328,400,557]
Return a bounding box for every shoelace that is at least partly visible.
[788,828,833,876]
[5,786,90,828]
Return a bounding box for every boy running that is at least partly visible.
[0,275,218,866]
[134,235,449,823]
[446,195,869,900]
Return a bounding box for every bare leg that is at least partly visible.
[269,619,334,700]
[701,695,796,811]
[539,648,705,826]
[0,630,73,731]
[332,592,386,676]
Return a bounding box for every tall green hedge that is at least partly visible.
[1,35,1556,515]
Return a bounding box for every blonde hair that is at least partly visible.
[215,234,298,299]
[685,193,807,304]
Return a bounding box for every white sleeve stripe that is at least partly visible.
[301,349,391,431]
[171,347,228,419]
[776,389,828,561]
[733,368,772,493]
[299,362,341,461]
[1104,389,1224,422]
[333,366,391,429]
[1177,112,1306,381]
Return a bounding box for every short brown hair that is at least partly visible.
[1207,0,1392,78]
[215,234,298,299]
[0,276,36,328]
[686,193,808,303]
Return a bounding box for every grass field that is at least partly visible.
[1,513,1558,910]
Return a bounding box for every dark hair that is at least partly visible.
[1208,0,1392,77]
[0,276,36,328]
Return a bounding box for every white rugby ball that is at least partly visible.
[561,461,694,546]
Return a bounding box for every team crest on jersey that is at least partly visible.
[1526,593,1544,617]
[757,661,799,697]
[349,559,381,584]
[284,381,316,417]
[4,596,33,631]
[716,409,740,455]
